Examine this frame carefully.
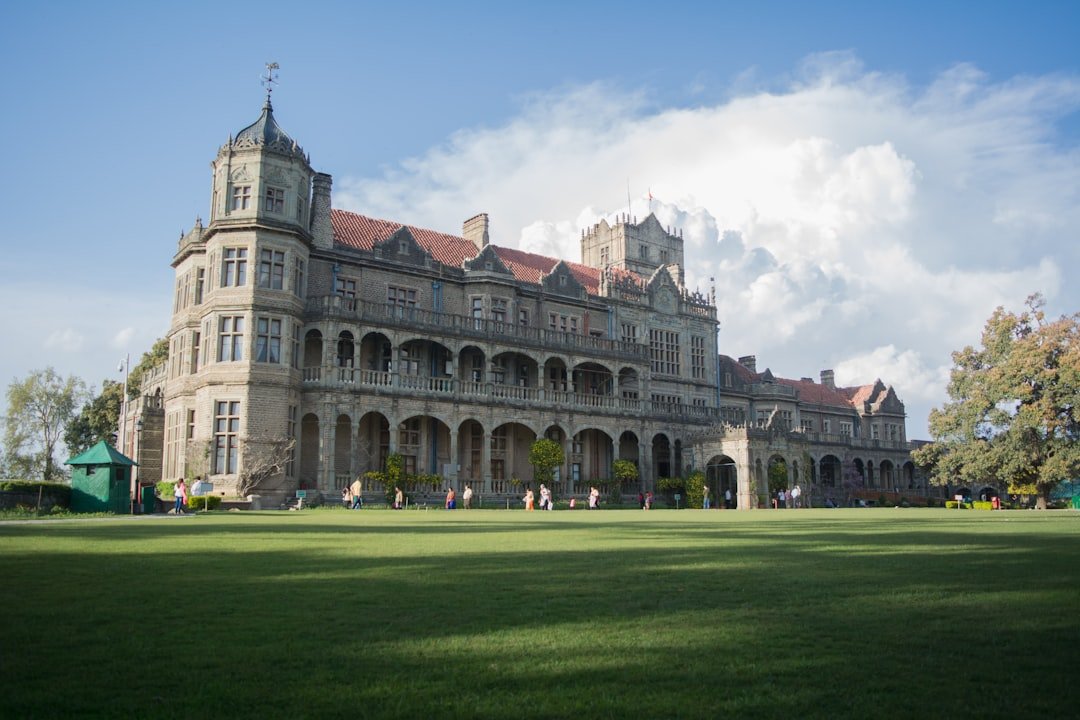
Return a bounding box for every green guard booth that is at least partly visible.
[67,441,138,514]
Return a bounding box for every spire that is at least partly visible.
[226,62,305,161]
[261,62,279,107]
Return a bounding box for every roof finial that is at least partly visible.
[261,62,280,106]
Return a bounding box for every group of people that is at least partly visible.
[775,485,803,508]
[444,484,474,509]
[340,477,365,509]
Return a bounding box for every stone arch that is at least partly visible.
[880,459,896,490]
[397,414,453,477]
[359,331,392,373]
[652,433,672,480]
[490,421,538,492]
[356,411,389,477]
[334,414,352,487]
[617,367,640,405]
[299,412,319,489]
[459,344,487,383]
[336,331,354,368]
[819,454,842,488]
[767,454,789,500]
[570,427,614,485]
[303,330,323,371]
[706,454,738,508]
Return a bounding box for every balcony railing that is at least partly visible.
[306,296,649,361]
[303,365,717,422]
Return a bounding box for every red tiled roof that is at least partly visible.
[331,208,606,293]
[776,377,863,409]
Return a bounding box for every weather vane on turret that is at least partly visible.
[261,62,280,103]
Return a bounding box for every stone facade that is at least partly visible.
[158,100,927,508]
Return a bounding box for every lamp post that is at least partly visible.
[118,355,131,512]
[134,417,144,514]
[118,355,130,454]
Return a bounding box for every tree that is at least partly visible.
[4,368,89,481]
[237,436,296,497]
[126,338,169,400]
[913,294,1080,509]
[612,458,639,488]
[528,438,564,486]
[64,380,123,456]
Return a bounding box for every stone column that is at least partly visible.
[481,431,492,494]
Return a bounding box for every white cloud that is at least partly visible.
[44,328,84,353]
[112,327,136,350]
[335,54,1080,437]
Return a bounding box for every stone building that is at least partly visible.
[159,97,925,508]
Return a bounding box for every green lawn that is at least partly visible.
[1,508,1077,719]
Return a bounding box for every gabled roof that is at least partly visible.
[776,377,861,410]
[65,441,137,467]
[720,354,883,411]
[331,209,605,293]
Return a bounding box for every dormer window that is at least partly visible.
[231,185,251,210]
[264,187,285,213]
[559,274,567,287]
[399,241,408,255]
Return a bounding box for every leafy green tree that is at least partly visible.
[612,458,639,488]
[913,294,1080,509]
[528,438,564,486]
[684,469,706,509]
[767,459,789,496]
[4,368,89,481]
[64,380,123,456]
[126,338,168,399]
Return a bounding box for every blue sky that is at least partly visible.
[1,0,1077,439]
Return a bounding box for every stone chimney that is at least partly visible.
[311,173,333,250]
[820,369,835,388]
[463,213,490,250]
[738,355,757,373]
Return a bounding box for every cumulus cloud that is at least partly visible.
[335,53,1080,436]
[44,328,84,353]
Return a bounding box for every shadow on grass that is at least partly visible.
[1,511,1078,719]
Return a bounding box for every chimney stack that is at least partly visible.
[463,213,490,250]
[738,355,757,373]
[820,369,835,388]
[310,173,333,249]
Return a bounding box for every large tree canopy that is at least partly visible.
[913,295,1080,508]
[4,367,89,481]
[63,379,123,457]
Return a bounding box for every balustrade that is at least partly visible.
[307,296,649,360]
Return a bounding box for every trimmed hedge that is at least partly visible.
[186,495,222,511]
[0,481,71,509]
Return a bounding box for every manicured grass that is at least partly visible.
[2,508,1078,718]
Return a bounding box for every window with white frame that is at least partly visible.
[257,249,285,289]
[292,258,305,297]
[649,329,680,375]
[335,277,356,309]
[217,316,244,362]
[620,323,637,344]
[231,185,251,210]
[213,400,240,474]
[222,248,247,287]
[255,317,282,363]
[690,335,706,379]
[263,186,285,213]
[388,286,417,308]
[491,298,507,324]
[839,421,853,437]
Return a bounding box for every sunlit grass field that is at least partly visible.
[2,508,1078,719]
